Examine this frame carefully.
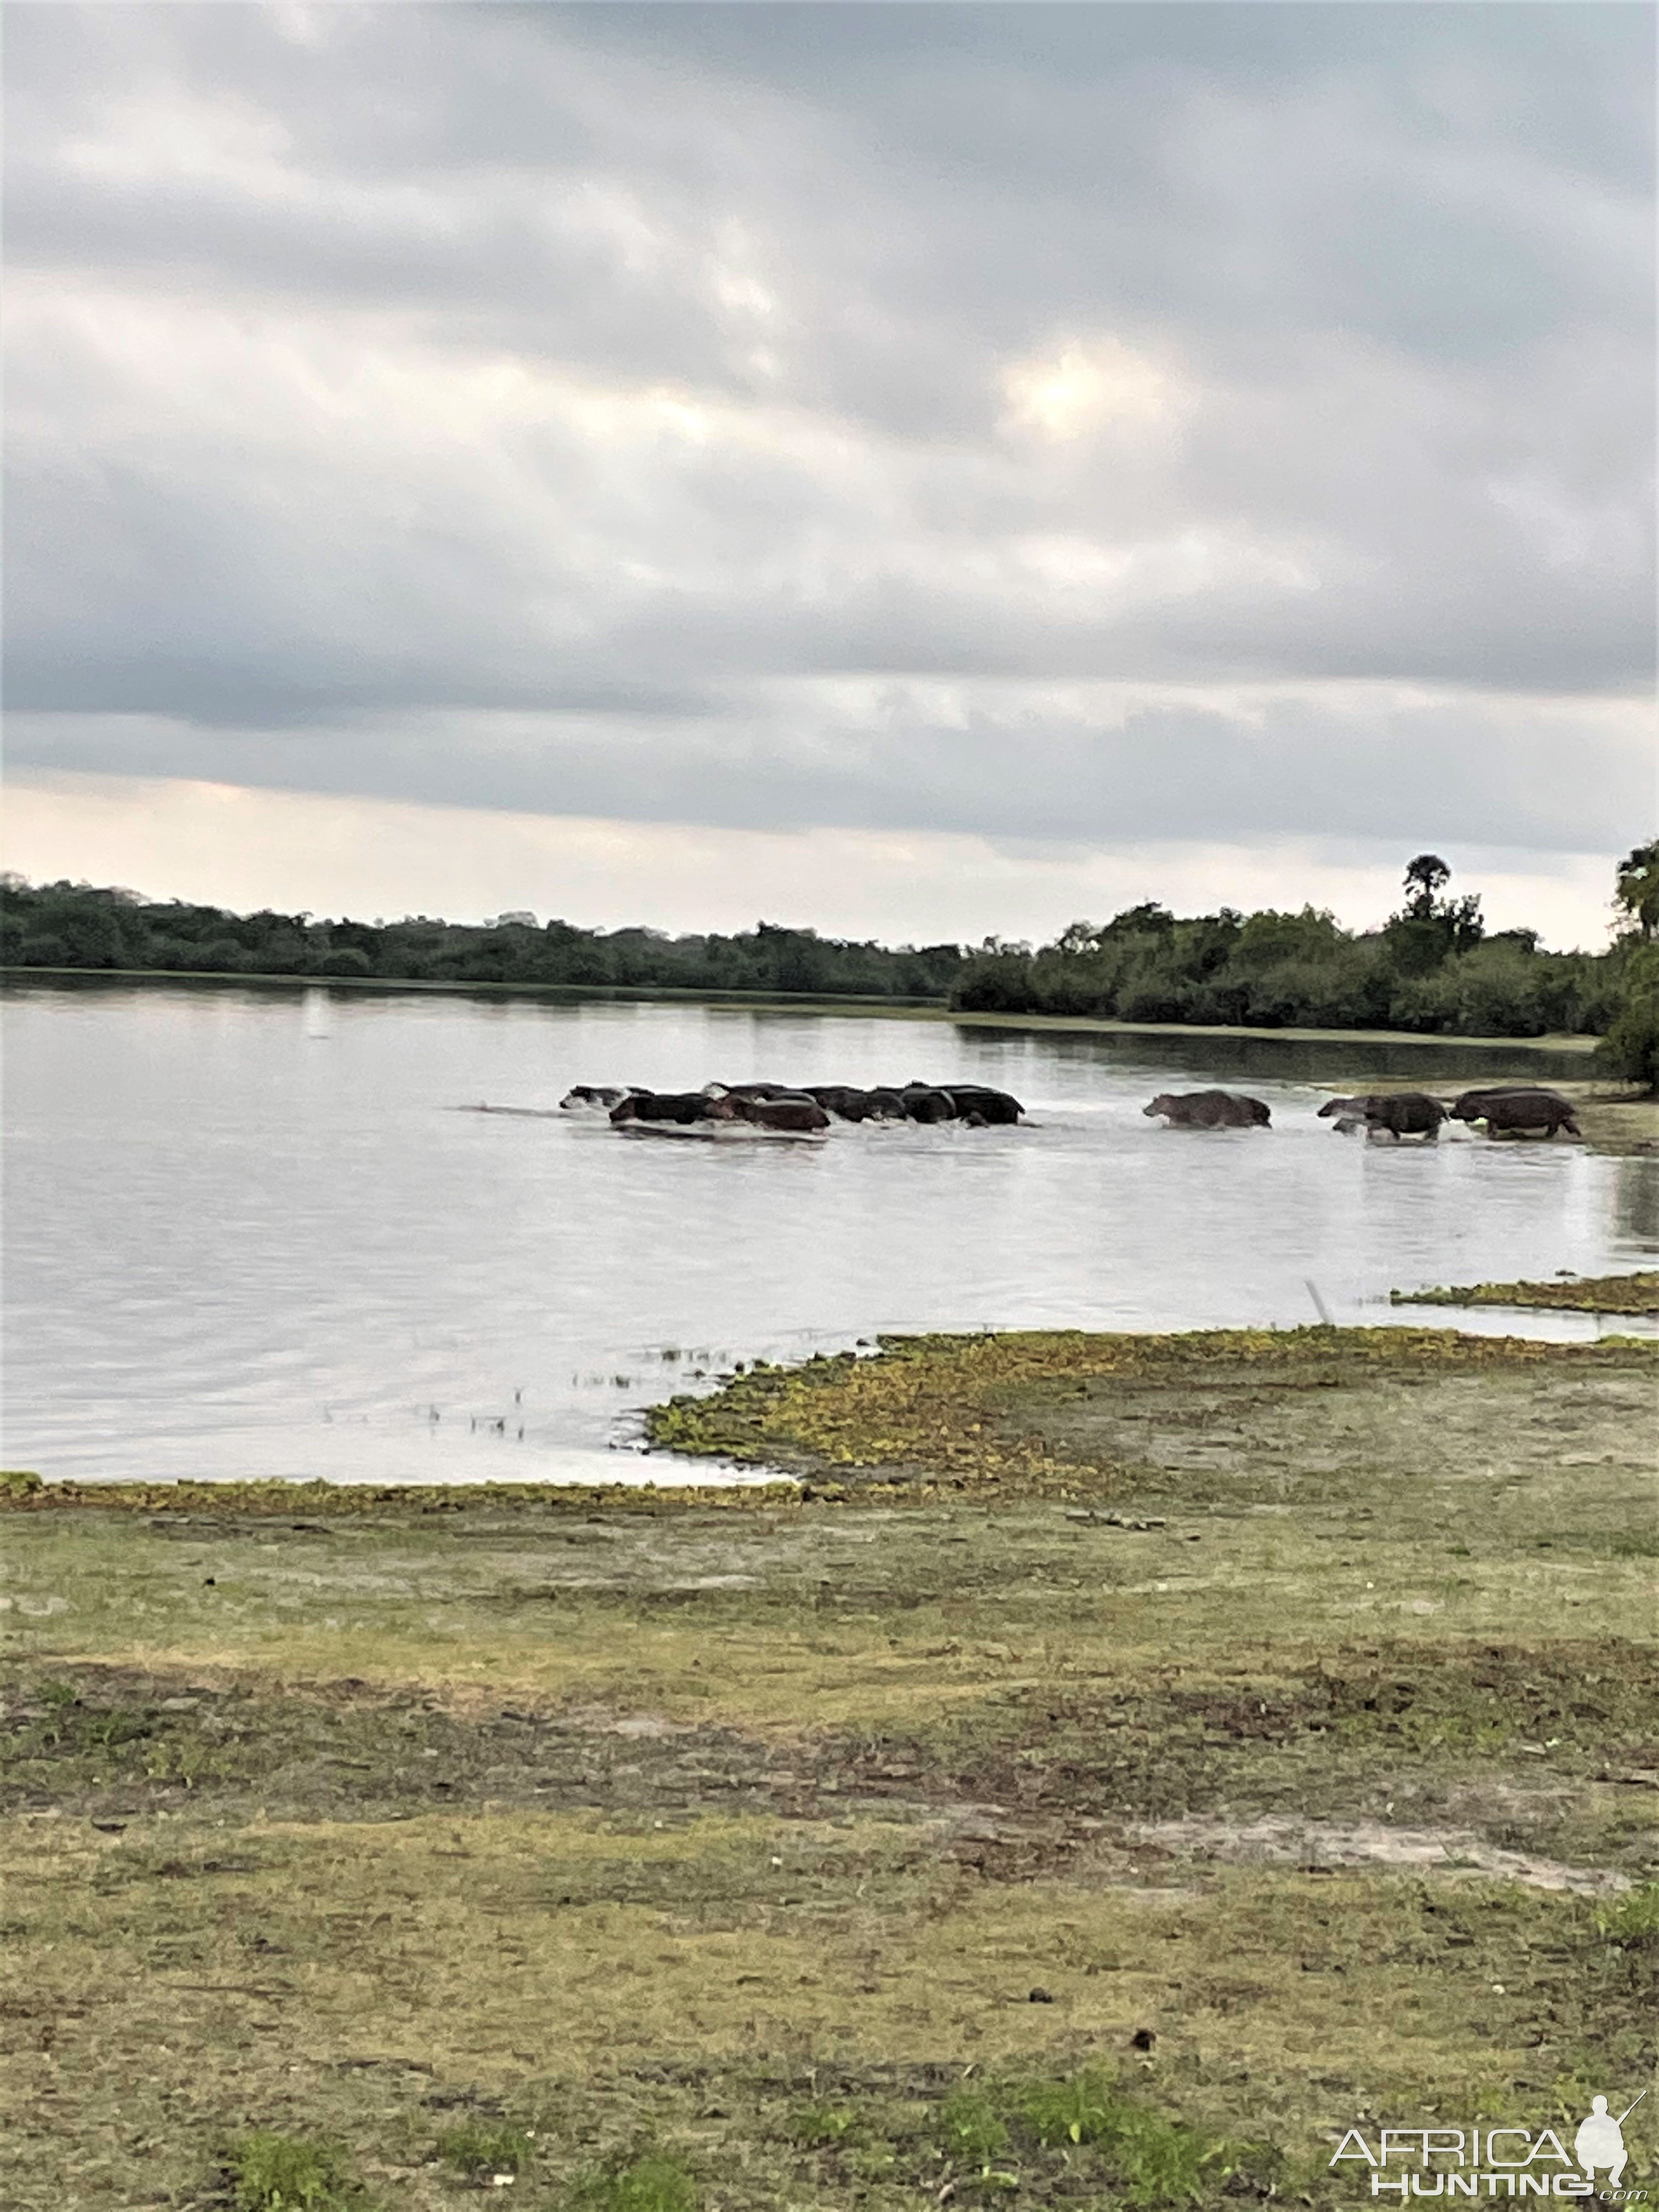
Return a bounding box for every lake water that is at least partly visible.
[4,979,1655,1486]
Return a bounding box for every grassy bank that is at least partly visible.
[3,1328,1655,2210]
[1391,1273,1659,1317]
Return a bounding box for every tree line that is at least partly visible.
[0,879,964,1001]
[3,846,1655,1079]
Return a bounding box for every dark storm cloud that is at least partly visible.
[4,1,1654,849]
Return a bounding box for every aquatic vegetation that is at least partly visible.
[1391,1271,1659,1315]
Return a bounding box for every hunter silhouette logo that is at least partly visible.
[1577,2096,1644,2192]
[1331,2090,1647,2197]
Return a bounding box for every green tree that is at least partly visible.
[1401,853,1451,918]
[1614,840,1659,939]
[1597,943,1659,1088]
[1384,855,1483,975]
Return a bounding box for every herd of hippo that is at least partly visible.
[559,1079,1025,1133]
[1147,1084,1582,1139]
[560,1077,1582,1141]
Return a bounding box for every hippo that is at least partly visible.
[1317,1095,1370,1133]
[560,1084,634,1111]
[1449,1087,1581,1138]
[900,1085,958,1124]
[721,1093,831,1134]
[1143,1090,1271,1129]
[862,1087,909,1121]
[803,1085,890,1122]
[941,1084,1024,1125]
[1355,1091,1446,1142]
[608,1090,716,1126]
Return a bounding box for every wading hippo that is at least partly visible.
[720,1092,831,1134]
[900,1085,958,1124]
[1355,1092,1446,1142]
[1144,1090,1271,1129]
[861,1088,910,1121]
[608,1090,718,1126]
[803,1085,900,1122]
[942,1084,1024,1125]
[560,1084,636,1111]
[702,1081,800,1103]
[1316,1096,1371,1134]
[1449,1087,1581,1138]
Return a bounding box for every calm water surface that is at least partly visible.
[5,981,1655,1484]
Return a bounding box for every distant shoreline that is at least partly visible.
[0,961,1604,1053]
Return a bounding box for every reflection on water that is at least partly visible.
[1615,1160,1659,1249]
[1017,1024,1596,1086]
[3,980,1654,1485]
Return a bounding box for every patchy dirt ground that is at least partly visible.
[2,1329,1655,2211]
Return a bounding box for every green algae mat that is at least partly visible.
[2,1326,1655,2211]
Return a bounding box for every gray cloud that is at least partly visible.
[4,2,1653,853]
[8,677,1646,858]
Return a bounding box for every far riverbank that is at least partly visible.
[0,962,1605,1058]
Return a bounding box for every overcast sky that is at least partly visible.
[4,2,1654,944]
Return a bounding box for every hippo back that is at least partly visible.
[943,1084,1023,1124]
[610,1090,712,1125]
[804,1085,877,1121]
[1451,1086,1574,1126]
[901,1086,957,1123]
[1146,1089,1269,1128]
[1477,1092,1581,1136]
[729,1094,831,1133]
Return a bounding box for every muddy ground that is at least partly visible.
[2,1328,1655,2211]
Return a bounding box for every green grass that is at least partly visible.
[224,2132,368,2211]
[786,2100,862,2147]
[935,2084,1012,2167]
[1596,1882,1659,1949]
[1,1327,1653,2211]
[561,2153,700,2210]
[1018,2073,1263,2204]
[433,2119,537,2178]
